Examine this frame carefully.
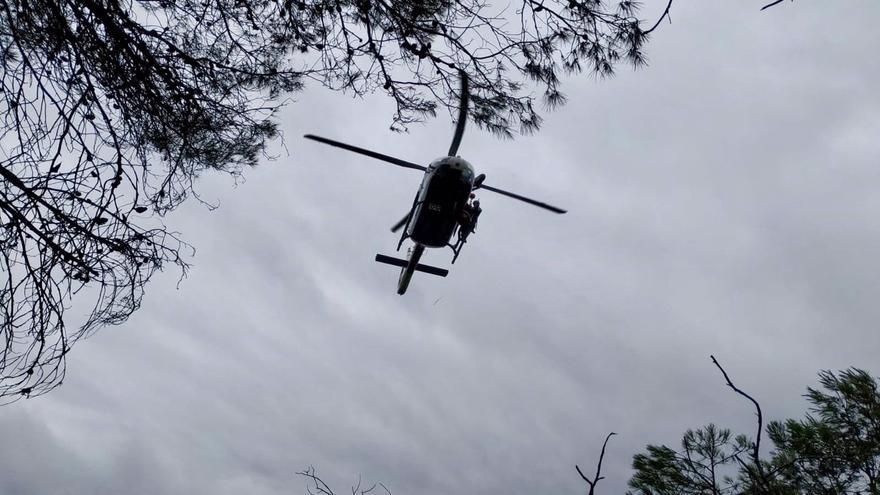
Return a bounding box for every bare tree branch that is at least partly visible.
[297,467,390,495]
[576,431,616,495]
[710,355,771,492]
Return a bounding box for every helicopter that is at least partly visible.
[304,74,566,295]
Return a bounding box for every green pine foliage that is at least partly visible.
[628,369,880,495]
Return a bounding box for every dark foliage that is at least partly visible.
[767,368,880,494]
[628,366,880,495]
[0,0,670,399]
[629,424,751,495]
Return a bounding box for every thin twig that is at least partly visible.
[760,0,785,11]
[645,0,673,34]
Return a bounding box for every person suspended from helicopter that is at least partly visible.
[469,199,482,231]
[457,197,482,243]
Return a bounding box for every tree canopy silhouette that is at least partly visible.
[627,365,880,494]
[0,0,673,399]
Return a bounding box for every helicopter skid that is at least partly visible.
[374,254,449,278]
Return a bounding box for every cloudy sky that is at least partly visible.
[4,1,880,494]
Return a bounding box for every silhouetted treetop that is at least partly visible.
[628,366,880,495]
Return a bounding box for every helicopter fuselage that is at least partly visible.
[405,156,476,248]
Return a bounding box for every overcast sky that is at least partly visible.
[4,1,880,494]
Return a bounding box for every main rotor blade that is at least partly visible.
[391,213,410,233]
[304,134,426,171]
[478,183,567,214]
[447,73,469,157]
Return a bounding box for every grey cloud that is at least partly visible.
[3,1,880,494]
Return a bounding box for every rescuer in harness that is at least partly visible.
[457,198,481,243]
